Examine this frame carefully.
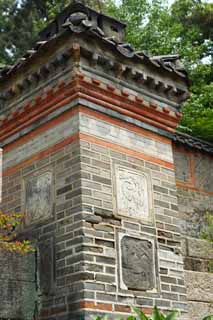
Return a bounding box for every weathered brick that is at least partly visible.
[82,196,102,206]
[66,252,94,265]
[65,188,82,199]
[84,263,104,273]
[95,239,114,248]
[57,184,72,195]
[94,207,113,218]
[93,191,112,201]
[155,299,171,307]
[153,185,169,194]
[95,274,115,283]
[160,276,177,284]
[83,282,105,291]
[81,149,100,160]
[92,175,111,185]
[75,245,103,254]
[92,159,111,170]
[136,298,153,306]
[81,213,102,224]
[96,256,116,265]
[123,221,140,231]
[154,200,170,209]
[96,292,116,302]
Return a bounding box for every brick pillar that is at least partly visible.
[0,3,190,319]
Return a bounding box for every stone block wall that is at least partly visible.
[173,144,213,320]
[0,251,36,319]
[173,144,213,239]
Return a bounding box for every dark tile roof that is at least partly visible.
[173,132,213,154]
[0,2,188,82]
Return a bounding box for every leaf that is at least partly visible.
[151,306,165,320]
[127,317,137,320]
[202,316,213,320]
[131,306,149,320]
[165,310,178,320]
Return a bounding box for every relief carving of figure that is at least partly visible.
[121,236,154,290]
[25,172,52,224]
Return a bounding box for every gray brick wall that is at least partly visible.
[0,111,189,319]
[0,117,87,318]
[73,115,187,317]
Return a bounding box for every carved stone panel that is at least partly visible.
[38,238,55,295]
[24,171,53,225]
[120,235,155,291]
[115,166,152,222]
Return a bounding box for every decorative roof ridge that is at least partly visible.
[0,2,189,84]
[173,131,213,154]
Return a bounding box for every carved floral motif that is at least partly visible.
[115,166,150,221]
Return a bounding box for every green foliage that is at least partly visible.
[208,259,213,273]
[106,0,213,142]
[94,306,213,320]
[202,316,213,320]
[94,306,178,320]
[132,306,178,320]
[200,211,213,273]
[201,211,213,244]
[0,0,104,64]
[0,212,33,253]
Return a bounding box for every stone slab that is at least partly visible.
[185,270,213,302]
[39,238,55,294]
[24,171,53,225]
[120,235,155,291]
[187,237,213,260]
[0,251,36,319]
[115,165,153,223]
[79,113,173,163]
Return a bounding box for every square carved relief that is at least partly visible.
[114,165,153,223]
[24,171,53,225]
[119,234,156,291]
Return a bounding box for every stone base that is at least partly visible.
[188,301,213,320]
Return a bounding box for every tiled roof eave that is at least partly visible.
[173,132,213,154]
[0,18,188,84]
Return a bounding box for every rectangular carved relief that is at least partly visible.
[119,234,156,291]
[114,166,153,223]
[24,171,53,225]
